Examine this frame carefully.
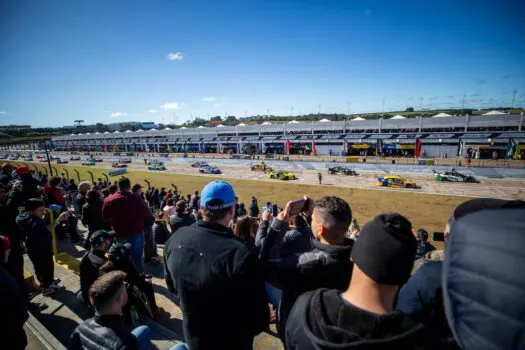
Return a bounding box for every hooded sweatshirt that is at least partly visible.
[286,289,435,350]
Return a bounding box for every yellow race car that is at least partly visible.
[376,175,417,189]
[268,170,296,181]
[250,161,273,173]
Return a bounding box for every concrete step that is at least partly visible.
[24,254,181,350]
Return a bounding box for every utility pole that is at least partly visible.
[318,104,321,115]
[461,93,466,111]
[512,90,517,108]
[291,106,294,117]
[420,96,424,110]
[381,98,385,114]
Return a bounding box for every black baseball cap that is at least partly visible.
[108,242,132,261]
[90,230,114,247]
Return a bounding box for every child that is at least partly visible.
[17,198,69,296]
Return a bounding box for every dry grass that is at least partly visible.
[18,161,469,247]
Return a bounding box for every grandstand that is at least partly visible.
[51,113,525,157]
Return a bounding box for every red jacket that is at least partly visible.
[45,186,66,205]
[102,191,149,237]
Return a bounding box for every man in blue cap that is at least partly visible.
[164,181,269,350]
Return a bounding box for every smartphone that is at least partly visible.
[289,199,306,216]
[433,232,445,242]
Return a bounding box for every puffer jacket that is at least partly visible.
[70,314,138,350]
[443,207,525,350]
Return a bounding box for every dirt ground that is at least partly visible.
[20,159,525,246]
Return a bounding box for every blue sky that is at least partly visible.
[1,0,524,127]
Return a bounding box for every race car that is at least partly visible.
[376,175,417,188]
[433,169,478,183]
[268,170,296,181]
[148,163,166,171]
[250,161,273,173]
[23,156,33,161]
[199,165,221,174]
[112,162,128,168]
[57,159,69,164]
[36,155,46,160]
[0,154,8,160]
[70,156,81,161]
[8,155,19,160]
[94,157,103,162]
[49,155,60,160]
[191,161,208,168]
[146,159,163,165]
[327,166,358,176]
[82,161,96,166]
[120,157,132,163]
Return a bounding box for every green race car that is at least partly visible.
[148,163,166,171]
[267,170,296,181]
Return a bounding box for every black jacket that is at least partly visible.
[79,249,107,304]
[280,225,314,257]
[69,314,138,350]
[248,201,259,217]
[168,212,195,234]
[82,200,109,233]
[286,289,434,350]
[163,220,269,350]
[0,267,29,350]
[16,213,52,254]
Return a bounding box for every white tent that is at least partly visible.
[352,117,365,121]
[216,124,225,128]
[319,118,331,122]
[86,133,91,135]
[261,121,272,125]
[197,126,205,128]
[288,120,299,124]
[103,131,110,134]
[125,130,132,133]
[94,132,100,134]
[482,110,506,116]
[113,131,120,133]
[390,115,406,119]
[78,133,83,135]
[164,127,172,130]
[432,112,452,118]
[136,129,143,132]
[237,123,246,126]
[180,127,187,129]
[70,134,75,136]
[149,129,157,132]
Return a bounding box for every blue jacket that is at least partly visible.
[443,208,525,350]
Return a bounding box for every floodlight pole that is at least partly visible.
[40,141,53,177]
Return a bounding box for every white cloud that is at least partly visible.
[160,102,182,111]
[202,97,216,102]
[364,9,372,15]
[148,109,158,113]
[166,52,184,61]
[0,111,5,114]
[213,103,220,108]
[110,112,127,118]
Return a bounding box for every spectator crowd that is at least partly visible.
[0,161,524,350]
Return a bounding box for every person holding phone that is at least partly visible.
[259,195,354,341]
